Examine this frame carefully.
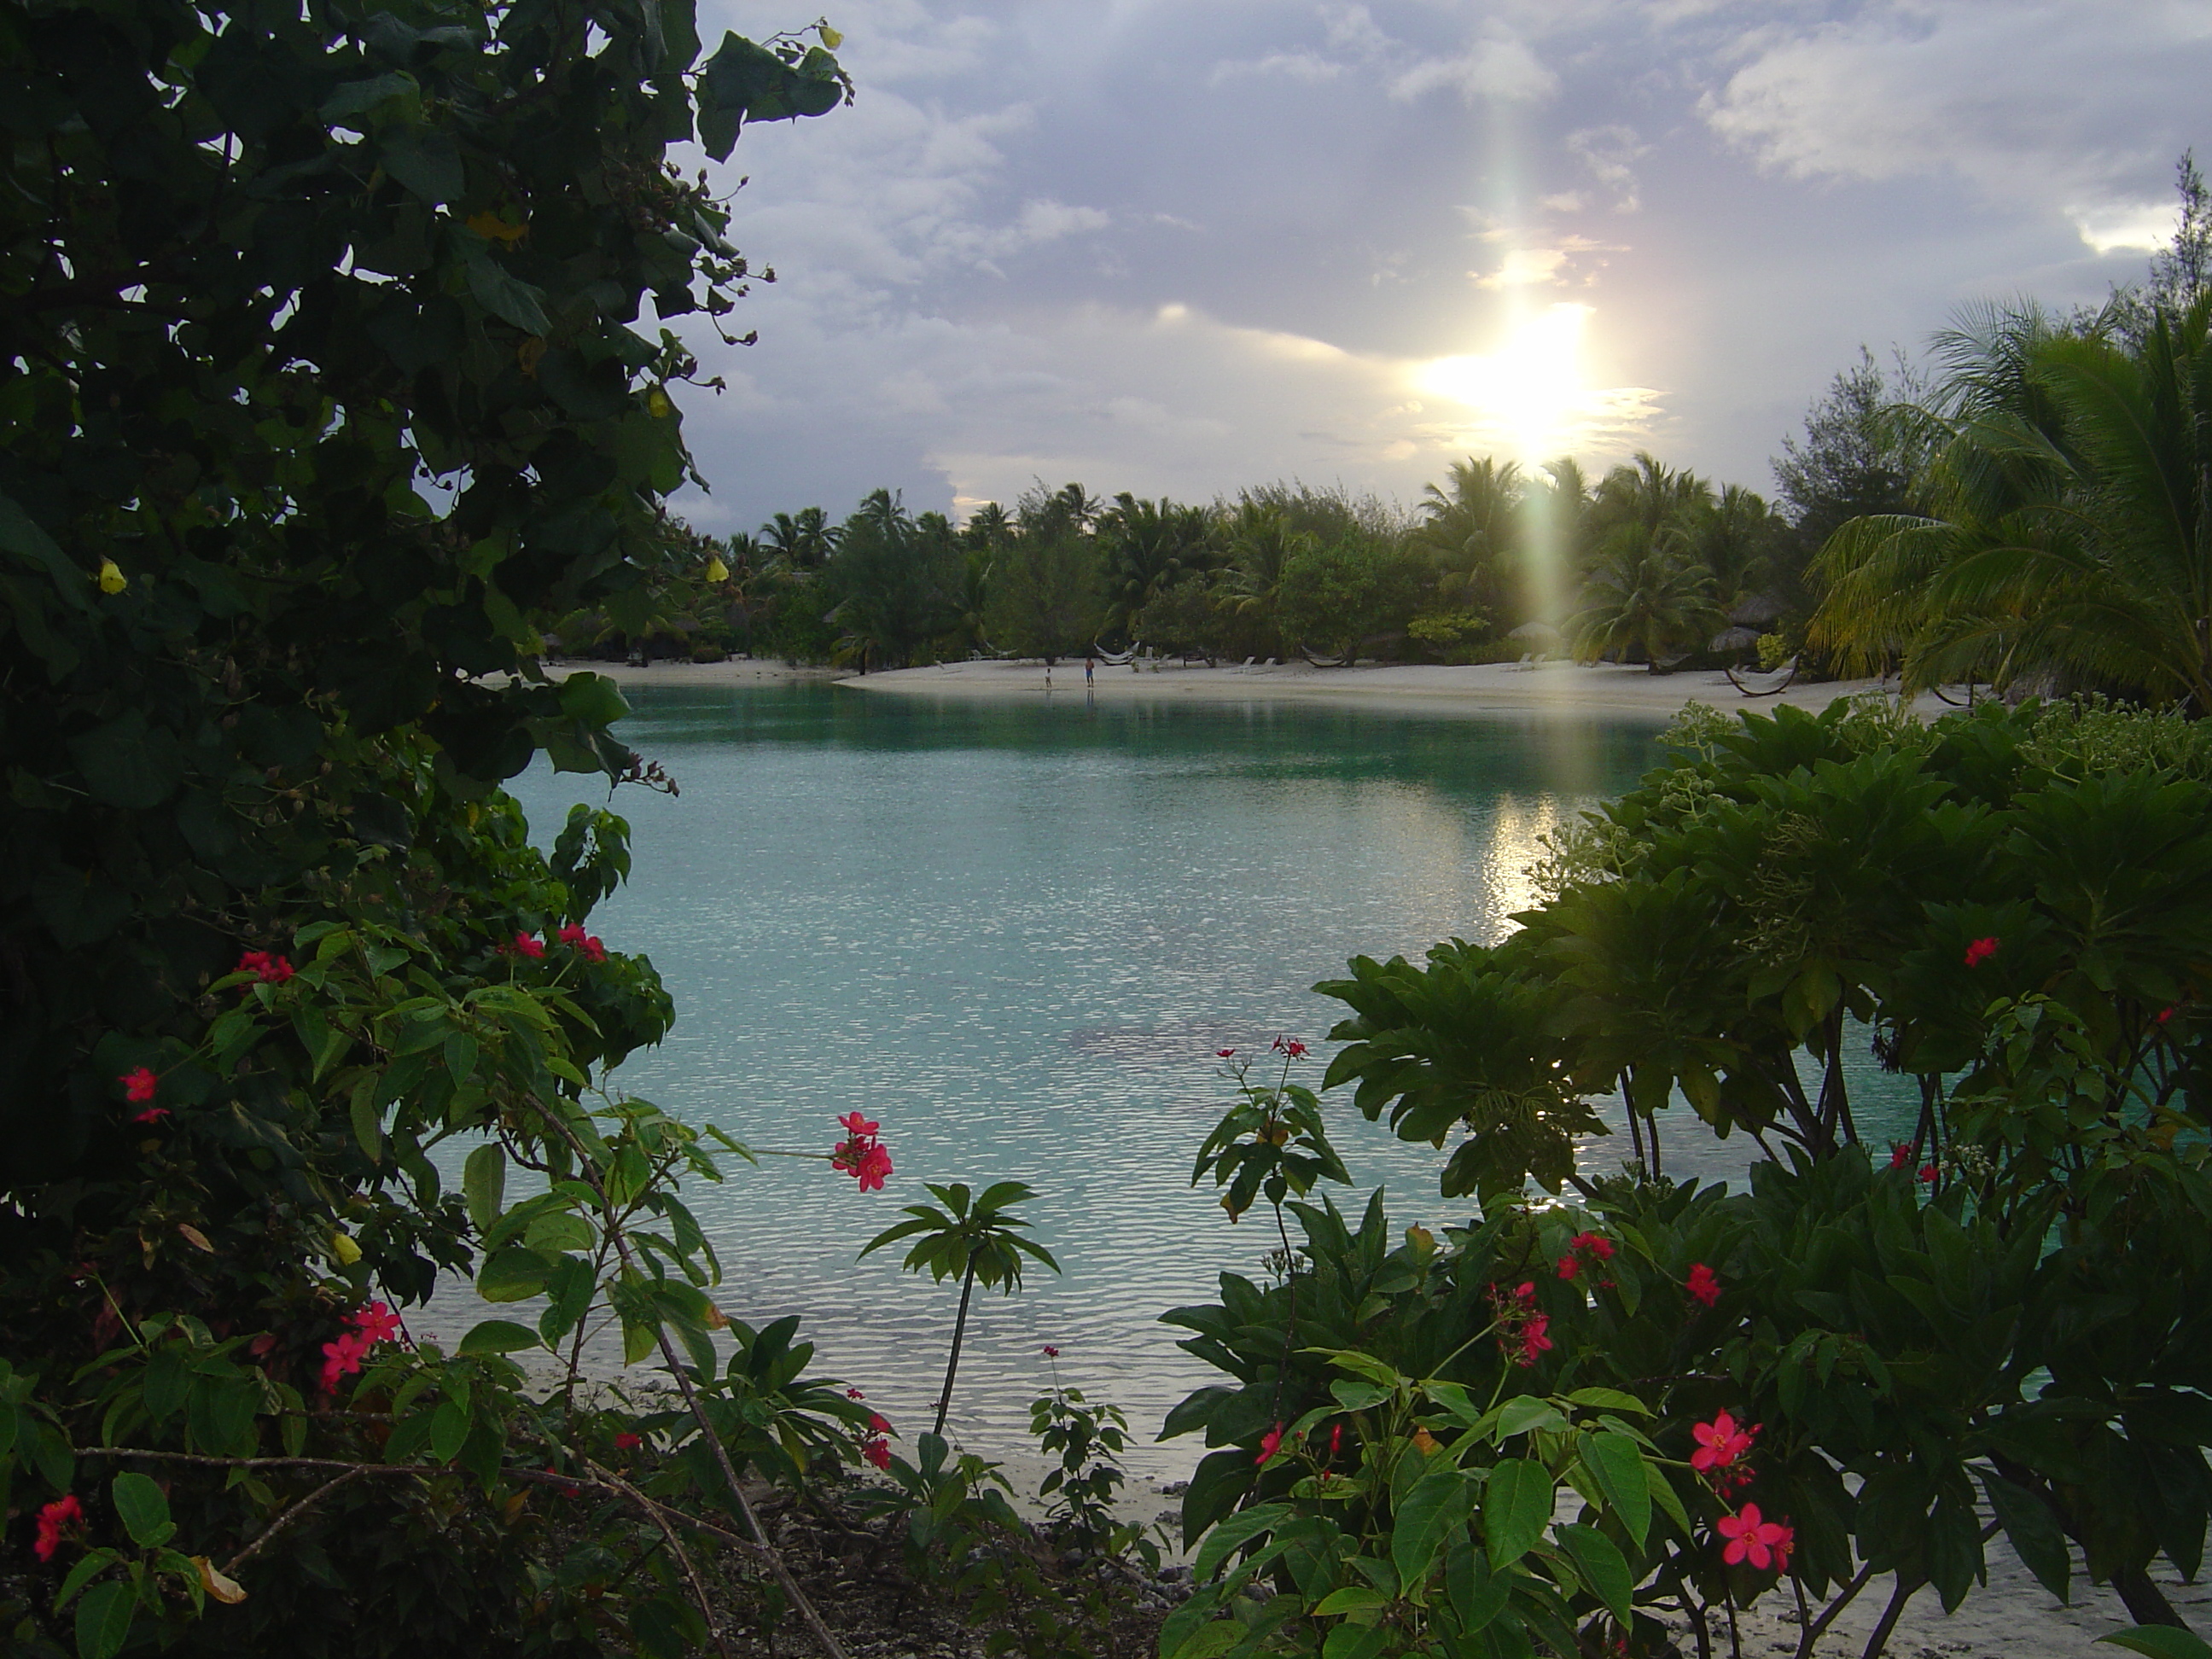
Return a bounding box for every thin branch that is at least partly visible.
[583,1458,736,1659]
[222,1467,370,1574]
[524,1093,852,1659]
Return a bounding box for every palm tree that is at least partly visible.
[1411,457,1523,622]
[1097,493,1217,643]
[1812,294,2212,707]
[1684,484,1787,610]
[1224,504,1312,649]
[1568,540,1722,670]
[760,505,837,573]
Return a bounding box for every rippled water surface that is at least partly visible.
[452,682,1910,1483]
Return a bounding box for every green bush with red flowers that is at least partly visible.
[1159,696,2212,1657]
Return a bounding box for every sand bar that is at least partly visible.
[579,653,1952,723]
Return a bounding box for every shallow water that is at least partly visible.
[431,682,1914,1486]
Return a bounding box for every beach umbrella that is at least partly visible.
[1507,620,1561,640]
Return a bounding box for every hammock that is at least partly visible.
[1299,647,1348,668]
[1089,643,1138,665]
[1725,656,1799,697]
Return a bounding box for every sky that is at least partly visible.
[662,0,2212,533]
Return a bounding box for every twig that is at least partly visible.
[222,1467,370,1574]
[583,1458,736,1659]
[1795,1559,1877,1658]
[525,1094,852,1659]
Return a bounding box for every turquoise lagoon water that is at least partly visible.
[457,682,1912,1484]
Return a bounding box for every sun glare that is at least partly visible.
[1415,303,1592,462]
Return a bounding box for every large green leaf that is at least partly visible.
[109,1472,174,1548]
[1481,1458,1551,1566]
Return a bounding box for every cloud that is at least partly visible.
[1473,247,1569,288]
[1208,49,1346,87]
[1702,1,2212,224]
[1391,28,1558,105]
[1567,125,1649,212]
[2072,200,2182,254]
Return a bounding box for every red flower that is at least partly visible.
[1888,1143,1912,1170]
[614,1432,643,1451]
[1557,1254,1580,1280]
[837,1111,880,1138]
[1516,1313,1553,1368]
[237,950,294,983]
[1255,1423,1285,1467]
[1963,936,2000,968]
[2157,1005,2177,1025]
[581,936,606,963]
[120,1067,158,1104]
[133,1107,172,1125]
[1918,1163,1938,1184]
[1285,1040,1307,1058]
[1691,1411,1757,1473]
[1216,1048,1236,1058]
[319,1330,370,1393]
[559,923,587,947]
[846,1387,866,1400]
[1041,1345,1059,1358]
[33,1494,83,1562]
[861,1435,892,1471]
[1569,1232,1615,1260]
[352,1301,402,1344]
[1716,1504,1793,1572]
[869,1413,890,1434]
[512,932,545,959]
[1686,1263,1721,1307]
[853,1142,892,1192]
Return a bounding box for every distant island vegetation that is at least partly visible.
[573,154,2212,719]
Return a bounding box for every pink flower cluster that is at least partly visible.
[1556,1231,1616,1283]
[1488,1280,1553,1368]
[238,949,294,983]
[320,1301,404,1394]
[1685,1262,1721,1307]
[1964,935,2000,968]
[119,1066,169,1123]
[1271,1035,1308,1058]
[830,1113,893,1192]
[1888,1144,1938,1182]
[557,923,608,963]
[33,1493,83,1562]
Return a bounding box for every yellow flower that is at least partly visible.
[466,210,528,243]
[96,558,126,594]
[704,555,730,583]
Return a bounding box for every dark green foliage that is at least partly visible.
[0,0,868,1648]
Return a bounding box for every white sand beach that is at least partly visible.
[579,653,1956,723]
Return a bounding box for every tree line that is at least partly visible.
[568,155,2212,709]
[561,436,1880,674]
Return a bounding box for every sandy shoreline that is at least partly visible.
[573,654,1950,722]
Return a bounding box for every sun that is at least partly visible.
[1414,303,1592,462]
